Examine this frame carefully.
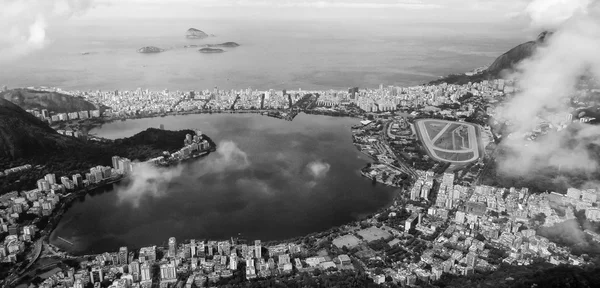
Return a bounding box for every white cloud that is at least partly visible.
[116,162,184,208]
[524,0,593,29]
[495,0,600,182]
[306,160,331,179]
[0,0,95,62]
[116,140,250,207]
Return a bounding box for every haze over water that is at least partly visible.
[0,19,526,91]
[50,114,397,254]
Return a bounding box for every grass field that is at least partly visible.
[333,234,361,249]
[356,227,392,242]
[432,123,470,151]
[424,122,446,139]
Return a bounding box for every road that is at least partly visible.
[383,120,418,179]
[4,238,43,287]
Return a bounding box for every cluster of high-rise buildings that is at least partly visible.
[0,164,32,178]
[331,171,595,286]
[27,78,511,122]
[410,171,435,201]
[33,236,354,288]
[25,108,101,124]
[0,132,203,266]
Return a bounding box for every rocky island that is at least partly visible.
[204,42,240,48]
[137,46,165,53]
[199,47,225,53]
[186,28,209,39]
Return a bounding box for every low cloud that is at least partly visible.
[236,178,275,196]
[116,162,184,208]
[306,160,331,179]
[524,0,593,29]
[0,0,95,62]
[196,141,250,174]
[494,0,600,187]
[497,124,600,176]
[116,140,250,207]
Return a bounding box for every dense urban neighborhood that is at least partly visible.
[2,72,600,288]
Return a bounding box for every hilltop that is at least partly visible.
[429,31,553,85]
[0,98,78,160]
[486,31,553,78]
[0,88,98,113]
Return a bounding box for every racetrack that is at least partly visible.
[415,119,482,164]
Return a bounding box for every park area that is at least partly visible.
[333,234,362,249]
[356,227,392,242]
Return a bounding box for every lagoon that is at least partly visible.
[49,113,396,255]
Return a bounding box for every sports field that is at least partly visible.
[415,119,483,164]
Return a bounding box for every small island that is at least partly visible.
[137,46,164,53]
[204,42,240,48]
[186,28,209,39]
[199,47,225,53]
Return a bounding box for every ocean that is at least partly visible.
[0,19,527,91]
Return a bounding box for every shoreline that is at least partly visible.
[54,108,363,135]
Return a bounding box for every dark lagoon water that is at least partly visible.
[49,113,397,255]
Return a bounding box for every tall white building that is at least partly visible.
[168,237,177,258]
[254,240,261,259]
[141,262,152,282]
[160,262,177,280]
[45,173,56,185]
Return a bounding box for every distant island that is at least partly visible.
[186,28,209,39]
[137,46,164,53]
[204,42,240,48]
[199,47,225,53]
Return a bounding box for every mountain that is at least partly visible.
[0,88,98,113]
[186,28,209,39]
[0,98,77,159]
[428,31,553,85]
[486,31,553,77]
